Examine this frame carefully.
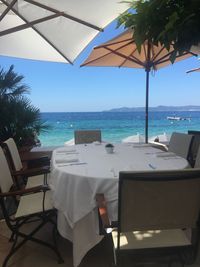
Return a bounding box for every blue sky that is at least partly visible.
[1,21,200,112]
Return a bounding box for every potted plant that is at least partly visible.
[105,143,114,154]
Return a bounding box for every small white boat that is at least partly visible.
[167,116,191,121]
[122,133,145,143]
[167,116,182,121]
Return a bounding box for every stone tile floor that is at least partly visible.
[1,219,200,267]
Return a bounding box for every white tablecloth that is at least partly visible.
[50,143,188,266]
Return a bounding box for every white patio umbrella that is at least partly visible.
[0,0,129,63]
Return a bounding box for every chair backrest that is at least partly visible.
[194,146,200,168]
[168,132,193,159]
[188,130,200,165]
[0,147,13,193]
[118,169,200,233]
[74,130,102,144]
[4,138,23,171]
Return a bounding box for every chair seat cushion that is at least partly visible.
[112,229,191,250]
[15,190,53,218]
[25,174,50,188]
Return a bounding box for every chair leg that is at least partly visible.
[3,230,19,267]
[113,248,117,266]
[52,224,64,264]
[19,218,64,264]
[9,232,15,242]
[168,253,185,267]
[47,215,64,263]
[3,216,64,267]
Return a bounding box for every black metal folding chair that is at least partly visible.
[2,138,50,188]
[0,147,64,267]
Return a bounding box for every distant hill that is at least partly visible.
[104,105,200,112]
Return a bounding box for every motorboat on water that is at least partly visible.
[167,116,181,121]
[167,116,191,121]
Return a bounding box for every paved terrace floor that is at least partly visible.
[1,219,200,267]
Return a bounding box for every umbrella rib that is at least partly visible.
[155,51,191,66]
[186,67,200,73]
[100,38,145,66]
[81,39,138,67]
[142,42,156,70]
[142,43,147,60]
[153,50,174,65]
[153,46,197,64]
[104,39,144,66]
[1,0,73,64]
[119,46,138,67]
[0,0,17,22]
[151,45,166,62]
[81,50,112,67]
[97,37,134,49]
[129,48,145,66]
[104,46,144,66]
[153,49,196,65]
[104,39,145,67]
[142,43,149,68]
[0,13,63,37]
[81,45,144,67]
[24,0,103,32]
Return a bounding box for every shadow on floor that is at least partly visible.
[0,220,200,267]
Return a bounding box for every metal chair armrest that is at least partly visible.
[0,185,50,198]
[11,166,50,177]
[96,193,113,229]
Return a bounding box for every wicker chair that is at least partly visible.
[74,129,102,144]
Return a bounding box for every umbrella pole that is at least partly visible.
[145,69,150,143]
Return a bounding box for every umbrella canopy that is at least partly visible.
[0,0,129,63]
[81,29,196,143]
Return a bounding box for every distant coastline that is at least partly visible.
[104,105,200,112]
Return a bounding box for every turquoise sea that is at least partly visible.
[39,111,200,146]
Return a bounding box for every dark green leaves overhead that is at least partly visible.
[118,0,200,61]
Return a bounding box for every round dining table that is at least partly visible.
[50,142,189,267]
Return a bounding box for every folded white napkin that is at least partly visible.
[156,152,176,158]
[55,155,79,164]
